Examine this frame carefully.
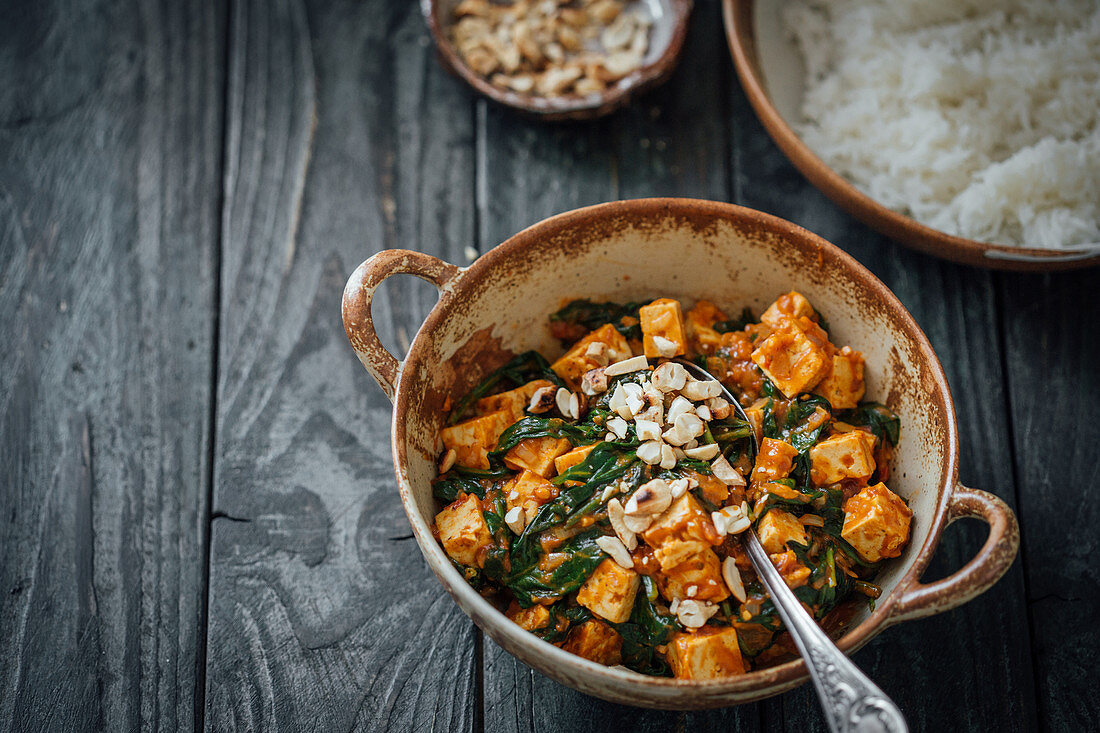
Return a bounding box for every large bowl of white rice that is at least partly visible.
[723,0,1100,270]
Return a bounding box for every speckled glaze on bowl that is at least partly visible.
[723,0,1100,271]
[424,0,693,121]
[342,198,1019,708]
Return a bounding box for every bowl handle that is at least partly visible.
[342,249,461,402]
[887,484,1020,624]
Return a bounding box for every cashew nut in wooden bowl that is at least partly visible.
[424,0,693,121]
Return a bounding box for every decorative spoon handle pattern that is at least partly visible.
[743,531,907,733]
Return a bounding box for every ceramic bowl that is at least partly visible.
[423,0,693,121]
[722,0,1100,271]
[342,198,1019,708]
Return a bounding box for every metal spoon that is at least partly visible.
[674,358,908,733]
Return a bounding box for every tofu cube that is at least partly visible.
[653,539,711,573]
[503,436,573,478]
[686,300,728,355]
[504,469,558,515]
[666,626,747,679]
[770,549,811,589]
[639,298,687,359]
[792,316,834,356]
[435,494,493,567]
[750,321,831,398]
[440,411,512,470]
[688,470,730,507]
[506,601,552,631]
[476,378,555,424]
[553,443,597,476]
[642,493,717,547]
[760,291,815,329]
[757,509,808,554]
[655,545,730,603]
[576,558,641,623]
[640,494,729,602]
[551,324,632,391]
[813,346,865,410]
[841,482,912,562]
[750,437,799,488]
[809,431,876,486]
[559,620,622,666]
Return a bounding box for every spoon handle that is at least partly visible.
[744,531,908,733]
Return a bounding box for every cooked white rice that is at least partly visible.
[783,0,1100,249]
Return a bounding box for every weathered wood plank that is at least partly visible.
[0,1,224,730]
[1000,269,1100,731]
[730,80,1039,731]
[204,0,479,730]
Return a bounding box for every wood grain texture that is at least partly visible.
[2,0,1092,729]
[730,80,1039,732]
[0,0,224,730]
[1000,269,1100,731]
[204,0,478,730]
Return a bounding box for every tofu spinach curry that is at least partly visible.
[431,292,912,679]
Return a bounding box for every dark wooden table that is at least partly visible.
[2,0,1097,730]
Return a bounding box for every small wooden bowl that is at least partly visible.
[424,0,693,121]
[723,0,1100,271]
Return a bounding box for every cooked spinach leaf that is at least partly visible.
[552,441,640,487]
[490,416,606,459]
[740,584,782,629]
[549,299,647,341]
[481,490,507,535]
[713,307,757,333]
[508,529,607,607]
[676,457,713,475]
[533,604,593,644]
[614,576,678,676]
[432,469,493,502]
[480,491,512,583]
[761,394,833,453]
[733,619,779,658]
[789,452,820,496]
[816,487,876,568]
[508,444,639,574]
[450,558,482,587]
[449,351,564,425]
[838,402,900,447]
[786,540,852,619]
[759,476,823,512]
[710,418,753,444]
[564,458,649,530]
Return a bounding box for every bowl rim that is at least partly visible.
[388,198,961,698]
[721,0,1100,272]
[422,0,695,121]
